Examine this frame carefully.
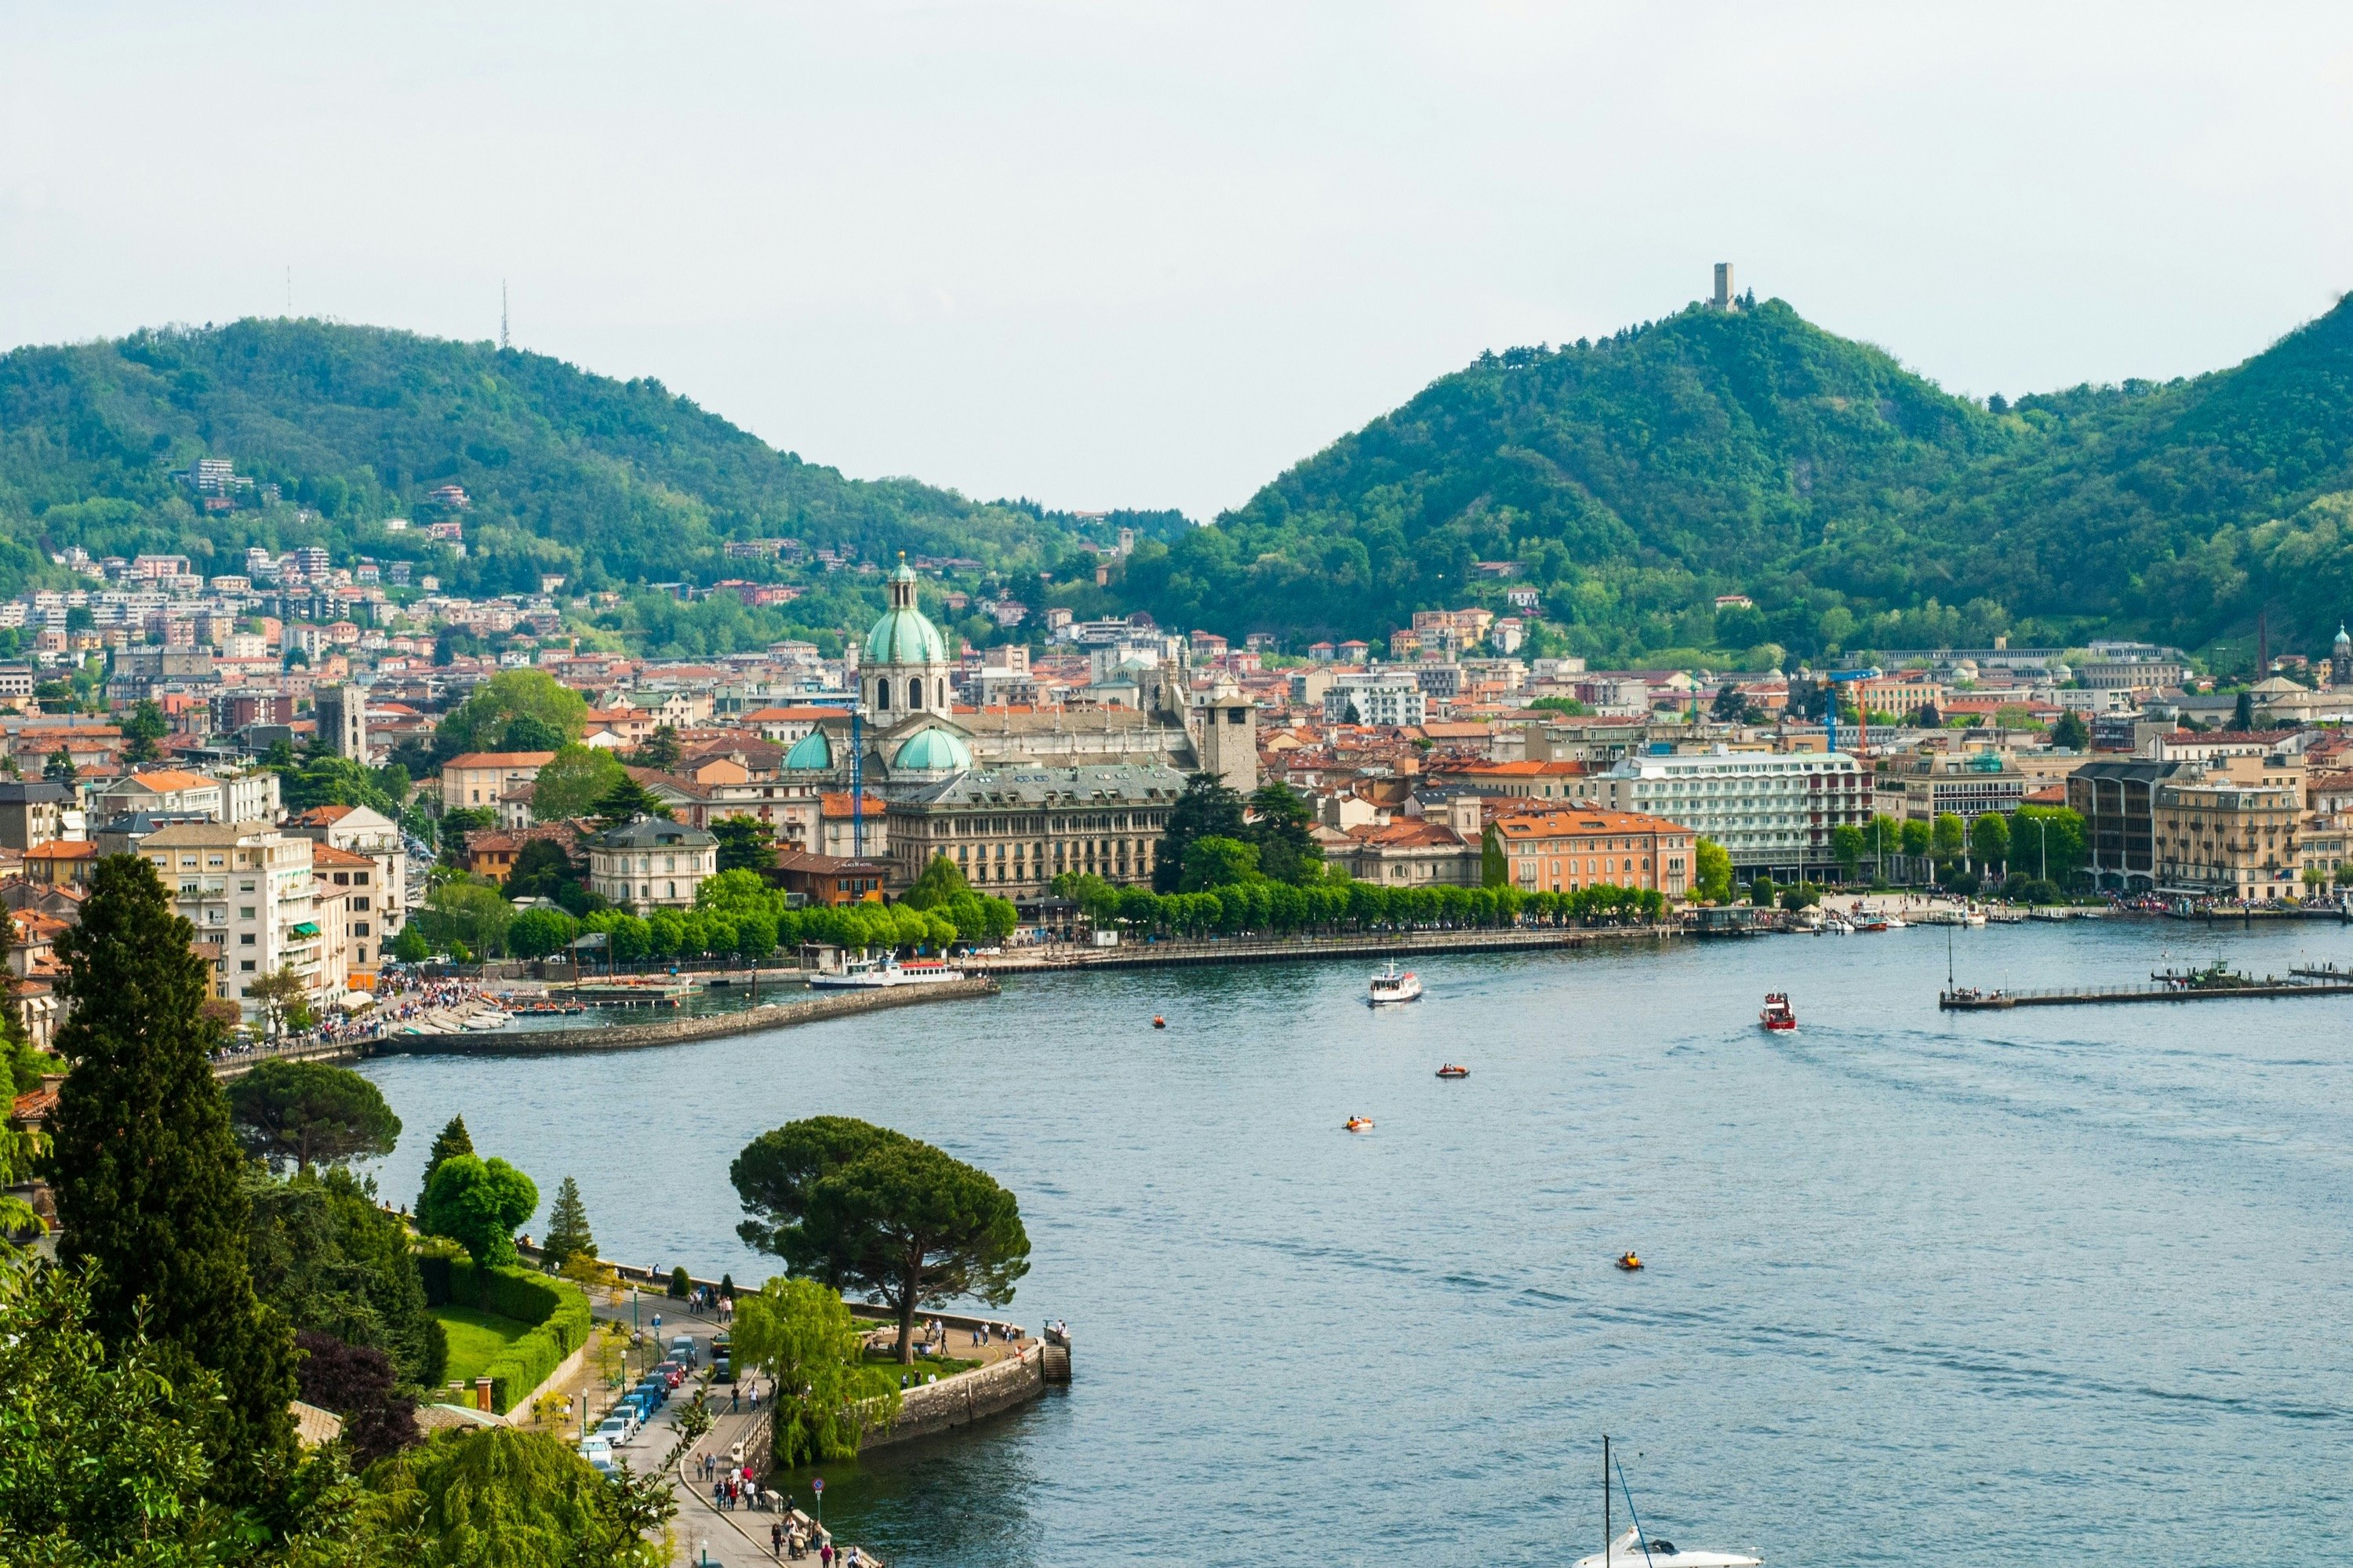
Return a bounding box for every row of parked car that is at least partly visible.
[579,1334,704,1475]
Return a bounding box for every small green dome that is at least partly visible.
[784,729,834,770]
[891,726,972,773]
[863,558,950,667]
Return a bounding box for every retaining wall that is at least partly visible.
[860,1341,1049,1452]
[371,977,999,1057]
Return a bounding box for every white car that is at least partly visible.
[595,1417,631,1446]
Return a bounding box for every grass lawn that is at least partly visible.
[433,1304,535,1389]
[860,1348,980,1385]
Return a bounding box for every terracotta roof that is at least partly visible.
[10,1087,58,1122]
[118,768,216,792]
[1493,806,1694,839]
[442,751,558,769]
[1443,759,1588,777]
[24,840,96,860]
[311,842,377,868]
[819,792,890,817]
[288,804,356,825]
[1347,820,1469,848]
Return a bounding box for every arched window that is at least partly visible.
[874,679,891,711]
[908,678,924,710]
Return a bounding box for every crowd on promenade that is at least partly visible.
[205,968,493,1065]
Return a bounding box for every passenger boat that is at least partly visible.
[1367,961,1423,1006]
[808,955,966,991]
[1435,1064,1469,1079]
[1345,1116,1376,1133]
[1758,993,1796,1031]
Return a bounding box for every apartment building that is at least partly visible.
[1872,748,2028,826]
[1595,748,1870,879]
[2154,762,2304,901]
[1490,805,1697,898]
[586,816,718,909]
[439,751,558,810]
[1322,672,1428,729]
[138,821,321,1013]
[282,804,406,951]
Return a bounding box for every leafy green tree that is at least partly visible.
[422,877,513,958]
[540,1175,597,1272]
[245,962,313,1039]
[2050,709,2090,750]
[507,907,580,959]
[122,697,168,764]
[1711,681,1746,722]
[500,712,565,752]
[710,813,777,874]
[392,925,432,963]
[504,836,580,900]
[588,773,671,826]
[1749,874,1777,908]
[903,853,972,909]
[2009,805,2087,886]
[1969,810,2010,873]
[1900,818,1933,858]
[1932,812,1966,863]
[1243,781,1322,884]
[1154,771,1245,893]
[294,1328,420,1466]
[1829,823,1865,879]
[733,1276,902,1466]
[1180,834,1259,891]
[2232,689,2257,732]
[731,1116,1031,1362]
[248,1166,445,1389]
[631,725,682,771]
[1481,824,1507,888]
[42,747,75,785]
[225,1058,402,1173]
[418,1154,539,1268]
[416,1115,475,1213]
[435,670,587,758]
[361,1425,673,1567]
[529,744,626,822]
[43,853,297,1504]
[1691,838,1733,903]
[1526,695,1592,716]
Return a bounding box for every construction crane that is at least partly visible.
[1818,666,1883,757]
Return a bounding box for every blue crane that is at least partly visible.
[1817,666,1883,757]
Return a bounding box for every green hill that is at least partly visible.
[0,318,1086,606]
[1112,294,2353,668]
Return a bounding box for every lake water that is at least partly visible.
[361,916,2353,1566]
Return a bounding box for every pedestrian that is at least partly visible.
[773,1521,785,1558]
[820,1545,833,1568]
[731,1386,740,1413]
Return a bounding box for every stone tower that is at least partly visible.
[315,684,368,762]
[1195,677,1258,795]
[1712,262,1736,311]
[2334,624,2351,689]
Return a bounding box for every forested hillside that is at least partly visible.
[1113,295,2353,668]
[0,319,1089,602]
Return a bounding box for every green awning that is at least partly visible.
[289,922,322,937]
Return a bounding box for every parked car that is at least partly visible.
[595,1417,631,1446]
[653,1360,685,1388]
[669,1334,697,1366]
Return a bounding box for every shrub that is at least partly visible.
[432,1261,594,1413]
[669,1265,690,1298]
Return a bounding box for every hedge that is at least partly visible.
[426,1257,594,1413]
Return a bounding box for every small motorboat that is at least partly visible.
[1368,961,1423,1005]
[1435,1064,1469,1079]
[1151,1015,1166,1029]
[1615,1252,1643,1271]
[1345,1116,1375,1133]
[1758,992,1796,1031]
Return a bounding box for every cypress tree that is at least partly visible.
[541,1174,596,1270]
[416,1113,474,1219]
[43,853,296,1502]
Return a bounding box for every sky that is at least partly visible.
[4,2,2352,522]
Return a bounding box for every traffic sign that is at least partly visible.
[811,1476,824,1495]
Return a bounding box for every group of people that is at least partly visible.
[205,970,491,1064]
[769,1522,874,1566]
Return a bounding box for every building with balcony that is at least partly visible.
[884,763,1187,901]
[586,816,717,909]
[137,821,318,1013]
[1595,748,1869,880]
[1490,804,1697,898]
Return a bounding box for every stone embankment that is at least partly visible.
[865,1339,1053,1451]
[966,923,1676,973]
[373,977,999,1057]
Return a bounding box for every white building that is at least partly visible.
[587,815,718,909]
[139,821,322,1014]
[1595,748,1871,879]
[1323,672,1428,729]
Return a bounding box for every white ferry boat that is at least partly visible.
[1367,961,1423,1006]
[808,955,967,991]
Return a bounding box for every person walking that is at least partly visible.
[731,1385,740,1413]
[773,1521,785,1559]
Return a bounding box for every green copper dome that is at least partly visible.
[862,558,950,667]
[891,726,973,773]
[784,729,834,770]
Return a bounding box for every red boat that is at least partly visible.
[1759,992,1796,1031]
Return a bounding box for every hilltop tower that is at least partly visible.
[1712,263,1737,311]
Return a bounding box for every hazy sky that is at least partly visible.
[5,3,2351,520]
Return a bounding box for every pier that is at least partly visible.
[371,974,1000,1055]
[1940,977,2353,1009]
[963,924,1675,973]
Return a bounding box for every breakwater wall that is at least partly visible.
[370,977,999,1057]
[967,923,1676,974]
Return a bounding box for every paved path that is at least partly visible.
[575,1296,872,1566]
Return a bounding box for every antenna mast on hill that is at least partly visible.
[501,280,510,351]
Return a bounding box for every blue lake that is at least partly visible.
[362,916,2353,1566]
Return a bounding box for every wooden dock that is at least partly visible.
[1940,978,2353,1010]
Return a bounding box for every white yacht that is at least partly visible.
[808,955,966,991]
[1574,1529,1761,1568]
[1367,961,1423,1005]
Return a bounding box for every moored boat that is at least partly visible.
[809,955,967,990]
